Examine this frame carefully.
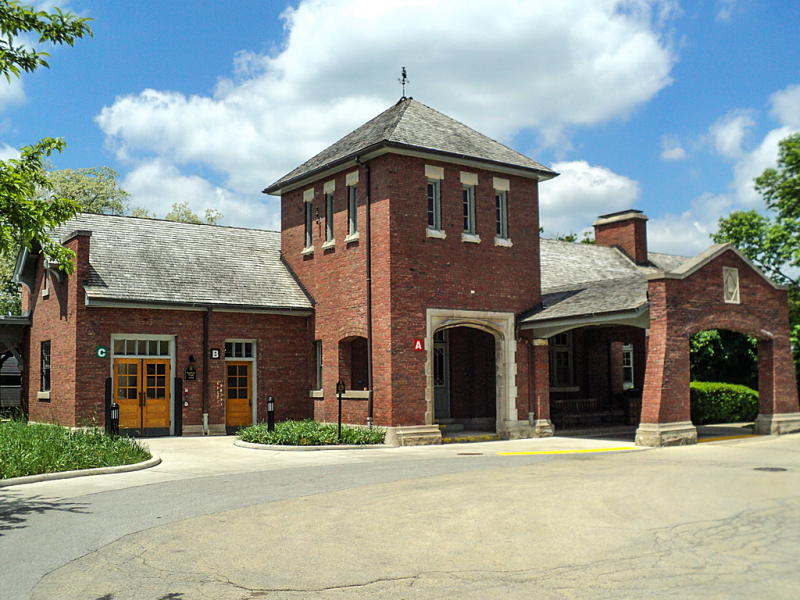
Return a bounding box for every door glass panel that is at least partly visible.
[157,376,165,387]
[147,363,156,375]
[157,364,165,375]
[147,388,155,399]
[156,388,165,399]
[147,375,155,387]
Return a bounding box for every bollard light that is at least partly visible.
[267,395,275,432]
[110,402,120,436]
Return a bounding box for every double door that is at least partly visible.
[114,358,171,436]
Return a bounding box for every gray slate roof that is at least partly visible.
[53,214,312,311]
[266,98,556,193]
[524,240,688,324]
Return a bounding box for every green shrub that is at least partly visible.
[238,419,386,446]
[0,420,151,479]
[690,381,759,425]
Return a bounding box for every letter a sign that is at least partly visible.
[413,339,424,352]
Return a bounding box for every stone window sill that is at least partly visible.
[37,391,51,401]
[461,233,481,244]
[344,232,360,243]
[301,245,315,256]
[321,240,336,250]
[309,390,324,399]
[494,237,513,247]
[426,228,446,239]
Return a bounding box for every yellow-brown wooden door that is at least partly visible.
[114,358,141,430]
[143,359,170,429]
[226,361,252,429]
[113,358,171,433]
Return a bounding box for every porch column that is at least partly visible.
[635,280,697,447]
[531,339,553,437]
[754,336,800,435]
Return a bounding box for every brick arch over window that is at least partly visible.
[636,246,800,447]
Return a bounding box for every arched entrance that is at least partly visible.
[425,309,527,439]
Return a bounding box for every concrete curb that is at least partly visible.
[234,440,391,452]
[0,453,161,488]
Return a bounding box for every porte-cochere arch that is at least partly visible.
[636,245,800,446]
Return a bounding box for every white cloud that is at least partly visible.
[0,77,25,113]
[660,135,686,160]
[539,160,641,236]
[715,0,748,22]
[649,83,800,255]
[0,144,21,161]
[769,84,800,129]
[96,0,676,228]
[708,109,756,159]
[122,160,280,230]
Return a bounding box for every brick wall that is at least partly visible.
[281,152,543,428]
[642,250,799,424]
[594,218,648,264]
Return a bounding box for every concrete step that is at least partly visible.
[441,431,500,444]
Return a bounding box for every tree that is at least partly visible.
[165,202,224,225]
[0,2,92,276]
[712,132,800,387]
[46,166,130,215]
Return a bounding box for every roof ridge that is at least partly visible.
[62,212,280,234]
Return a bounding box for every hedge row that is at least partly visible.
[689,381,758,425]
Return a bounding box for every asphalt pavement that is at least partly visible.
[2,431,799,599]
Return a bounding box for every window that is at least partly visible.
[495,190,508,239]
[348,185,358,237]
[304,198,313,250]
[225,341,253,358]
[113,339,170,356]
[40,341,51,392]
[427,179,441,231]
[549,332,574,388]
[723,267,740,304]
[325,192,334,244]
[622,344,634,390]
[462,185,475,234]
[315,340,323,389]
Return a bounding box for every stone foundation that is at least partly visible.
[635,421,697,447]
[754,413,800,435]
[385,425,442,447]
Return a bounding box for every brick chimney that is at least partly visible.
[592,210,649,265]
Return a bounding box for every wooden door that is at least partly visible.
[226,361,252,429]
[113,358,171,434]
[114,358,141,430]
[143,359,170,429]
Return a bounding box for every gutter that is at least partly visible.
[356,156,374,428]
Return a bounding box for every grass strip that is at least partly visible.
[239,419,386,446]
[0,420,151,479]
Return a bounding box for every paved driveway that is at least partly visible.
[2,433,799,599]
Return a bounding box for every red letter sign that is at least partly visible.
[413,339,424,351]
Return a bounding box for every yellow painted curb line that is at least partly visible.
[498,447,638,456]
[697,434,758,443]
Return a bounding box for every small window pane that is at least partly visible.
[156,376,165,387]
[160,340,170,355]
[244,343,252,358]
[137,340,147,355]
[147,376,155,387]
[114,339,125,354]
[156,389,165,399]
[228,388,236,399]
[228,377,237,388]
[227,365,236,376]
[126,340,136,354]
[147,388,155,399]
[157,364,165,375]
[148,341,158,355]
[225,342,232,358]
[146,363,155,375]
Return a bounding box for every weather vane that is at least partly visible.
[399,67,409,99]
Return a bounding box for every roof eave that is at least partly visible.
[264,141,558,196]
[519,303,650,338]
[84,293,314,316]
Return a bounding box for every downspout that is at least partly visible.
[203,307,211,434]
[356,156,374,428]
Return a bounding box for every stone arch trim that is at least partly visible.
[425,308,527,438]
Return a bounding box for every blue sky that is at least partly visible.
[2,0,799,255]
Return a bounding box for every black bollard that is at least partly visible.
[110,402,120,437]
[267,396,275,432]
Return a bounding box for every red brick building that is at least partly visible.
[7,97,800,446]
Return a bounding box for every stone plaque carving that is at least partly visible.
[723,267,740,304]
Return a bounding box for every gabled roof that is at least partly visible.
[265,98,557,194]
[47,214,313,312]
[522,240,689,329]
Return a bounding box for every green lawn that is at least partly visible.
[238,419,386,446]
[0,420,151,480]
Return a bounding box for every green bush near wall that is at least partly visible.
[690,382,759,425]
